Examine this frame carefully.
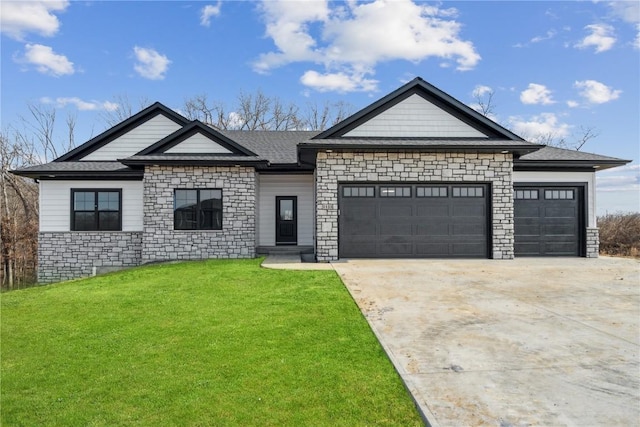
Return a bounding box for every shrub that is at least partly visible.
[598,212,640,257]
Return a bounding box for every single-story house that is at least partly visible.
[12,77,630,283]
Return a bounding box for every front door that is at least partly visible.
[276,196,297,245]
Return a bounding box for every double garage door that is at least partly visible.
[339,184,489,258]
[338,183,583,258]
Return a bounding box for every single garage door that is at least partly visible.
[514,186,583,256]
[339,184,489,258]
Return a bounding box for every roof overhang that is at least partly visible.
[298,142,542,166]
[10,168,143,180]
[119,155,269,167]
[514,159,631,172]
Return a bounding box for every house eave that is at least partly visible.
[514,159,631,172]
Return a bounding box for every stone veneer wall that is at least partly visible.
[38,232,142,283]
[142,165,256,262]
[586,227,599,258]
[315,151,514,261]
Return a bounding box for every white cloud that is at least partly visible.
[133,46,171,80]
[574,80,621,104]
[40,97,119,111]
[300,70,378,93]
[566,100,579,108]
[531,29,556,43]
[0,0,69,40]
[254,0,480,92]
[597,164,640,192]
[607,1,639,24]
[19,44,74,76]
[634,24,640,49]
[575,24,616,53]
[200,2,222,27]
[520,83,555,105]
[472,85,492,98]
[509,113,571,142]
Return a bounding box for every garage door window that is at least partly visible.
[515,189,539,200]
[416,186,448,197]
[380,187,411,197]
[545,190,574,200]
[452,187,484,197]
[343,186,374,197]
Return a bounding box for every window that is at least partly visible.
[545,189,574,200]
[71,189,121,231]
[174,189,222,230]
[452,187,484,197]
[514,189,539,200]
[380,187,411,197]
[416,186,447,197]
[342,186,374,197]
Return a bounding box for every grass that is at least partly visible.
[1,259,422,426]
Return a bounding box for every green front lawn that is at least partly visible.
[1,259,422,426]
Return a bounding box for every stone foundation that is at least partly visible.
[586,227,599,258]
[315,151,514,261]
[142,166,256,262]
[38,232,142,283]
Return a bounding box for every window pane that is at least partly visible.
[453,188,460,197]
[74,212,96,231]
[98,191,119,211]
[99,211,119,231]
[280,200,293,220]
[74,192,94,211]
[175,190,197,210]
[175,207,197,229]
[366,187,374,197]
[343,187,351,197]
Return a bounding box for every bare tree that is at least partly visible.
[0,131,39,289]
[183,90,353,131]
[472,87,496,117]
[101,94,152,127]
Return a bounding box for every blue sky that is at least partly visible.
[1,0,638,213]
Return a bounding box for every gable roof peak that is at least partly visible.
[55,101,189,162]
[313,76,526,142]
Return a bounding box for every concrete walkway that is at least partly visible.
[333,257,640,426]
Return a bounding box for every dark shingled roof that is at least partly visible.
[518,145,627,162]
[219,130,319,164]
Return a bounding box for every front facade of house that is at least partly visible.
[14,78,628,283]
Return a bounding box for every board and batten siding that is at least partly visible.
[513,171,596,227]
[39,180,144,231]
[344,94,487,138]
[165,133,232,154]
[257,174,314,246]
[82,115,182,160]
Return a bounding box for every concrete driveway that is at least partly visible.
[332,257,640,426]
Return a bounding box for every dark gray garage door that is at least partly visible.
[514,186,583,256]
[339,184,488,258]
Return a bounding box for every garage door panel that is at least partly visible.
[379,204,413,217]
[514,186,582,257]
[544,206,576,218]
[380,223,413,236]
[379,243,413,256]
[452,203,486,217]
[415,243,450,256]
[416,223,449,236]
[515,205,540,217]
[339,184,488,258]
[453,222,485,236]
[416,203,449,217]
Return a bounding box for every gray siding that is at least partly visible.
[344,94,487,138]
[39,180,143,231]
[82,114,182,160]
[165,133,232,154]
[257,174,314,246]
